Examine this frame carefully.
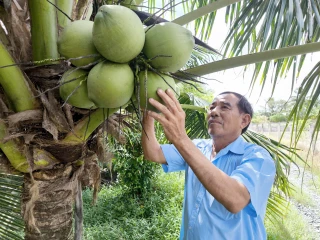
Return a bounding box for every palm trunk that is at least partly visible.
[21,165,80,240]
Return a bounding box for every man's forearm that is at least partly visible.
[173,137,250,213]
[141,114,166,164]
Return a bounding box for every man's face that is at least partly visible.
[207,94,249,139]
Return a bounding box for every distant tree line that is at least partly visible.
[253,94,320,123]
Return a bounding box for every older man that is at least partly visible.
[142,89,275,240]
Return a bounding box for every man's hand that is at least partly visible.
[147,88,188,145]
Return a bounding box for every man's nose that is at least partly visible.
[209,107,219,117]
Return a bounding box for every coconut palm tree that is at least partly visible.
[0,0,319,239]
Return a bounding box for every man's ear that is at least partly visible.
[241,114,251,130]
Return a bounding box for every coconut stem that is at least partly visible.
[28,0,60,63]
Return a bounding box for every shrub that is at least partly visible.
[112,129,159,196]
[83,170,184,240]
[269,113,288,122]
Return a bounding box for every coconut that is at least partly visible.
[138,70,176,112]
[92,5,145,63]
[59,68,96,109]
[87,61,134,108]
[143,22,195,72]
[58,20,101,67]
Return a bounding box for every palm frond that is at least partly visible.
[179,93,210,139]
[0,173,24,240]
[285,61,320,151]
[222,0,320,95]
[242,130,304,196]
[186,45,219,68]
[265,190,290,222]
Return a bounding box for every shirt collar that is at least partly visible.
[216,135,246,157]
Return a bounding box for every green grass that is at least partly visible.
[265,203,317,240]
[289,185,315,207]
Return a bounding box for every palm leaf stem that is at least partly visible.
[172,0,242,26]
[56,0,74,28]
[63,107,121,143]
[182,41,320,77]
[0,41,38,112]
[28,0,59,62]
[0,121,29,173]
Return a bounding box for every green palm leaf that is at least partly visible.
[285,61,320,151]
[0,173,24,240]
[179,93,210,139]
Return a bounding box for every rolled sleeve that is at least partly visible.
[231,147,276,217]
[160,144,186,173]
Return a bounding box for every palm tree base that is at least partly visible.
[21,165,79,240]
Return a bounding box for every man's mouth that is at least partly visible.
[208,120,222,125]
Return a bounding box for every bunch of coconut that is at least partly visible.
[57,4,195,112]
[134,21,195,111]
[58,4,145,109]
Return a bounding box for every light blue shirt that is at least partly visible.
[161,136,276,240]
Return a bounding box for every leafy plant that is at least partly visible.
[112,127,159,196]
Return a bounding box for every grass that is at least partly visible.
[289,185,315,207]
[265,203,317,240]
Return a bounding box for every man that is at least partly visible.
[141,89,276,240]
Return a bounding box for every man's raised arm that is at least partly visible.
[141,112,167,164]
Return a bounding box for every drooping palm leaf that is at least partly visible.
[265,190,290,222]
[0,173,24,240]
[285,61,320,152]
[221,0,320,95]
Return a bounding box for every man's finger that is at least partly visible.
[147,109,168,125]
[156,89,178,114]
[148,97,171,117]
[165,88,184,112]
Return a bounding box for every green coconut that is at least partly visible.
[59,68,96,109]
[58,20,102,67]
[87,61,134,108]
[139,71,176,112]
[143,22,195,72]
[92,5,145,63]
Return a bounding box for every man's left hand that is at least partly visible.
[147,89,188,144]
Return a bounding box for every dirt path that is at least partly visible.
[288,163,320,239]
